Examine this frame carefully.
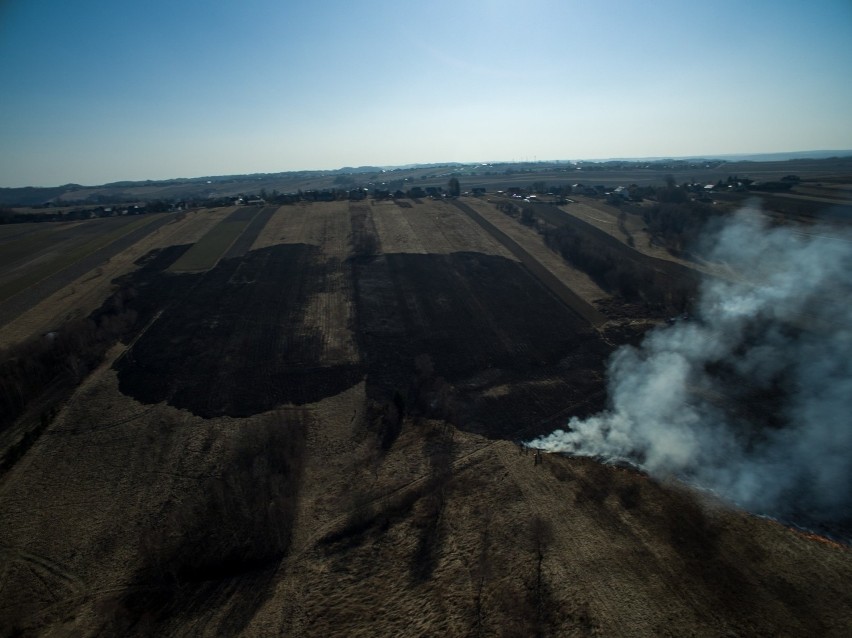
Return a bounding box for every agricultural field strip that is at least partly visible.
[306,204,359,364]
[0,221,102,270]
[254,201,352,256]
[0,209,235,348]
[408,199,517,258]
[464,198,609,306]
[772,191,852,206]
[165,206,236,245]
[0,214,173,330]
[0,223,51,242]
[291,204,358,364]
[450,200,608,327]
[551,198,731,278]
[554,199,663,252]
[306,202,352,259]
[0,215,155,295]
[245,202,359,365]
[252,204,324,253]
[533,203,708,284]
[316,201,352,260]
[169,207,262,272]
[530,196,670,261]
[221,206,277,260]
[371,201,429,254]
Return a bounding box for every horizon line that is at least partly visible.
[4,149,852,190]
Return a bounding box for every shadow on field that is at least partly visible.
[409,426,455,583]
[107,411,307,635]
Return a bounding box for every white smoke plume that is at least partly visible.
[530,205,852,524]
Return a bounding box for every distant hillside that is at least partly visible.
[0,184,87,207]
[701,150,852,162]
[3,154,851,207]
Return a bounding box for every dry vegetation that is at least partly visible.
[1,198,851,637]
[0,208,232,348]
[463,198,609,307]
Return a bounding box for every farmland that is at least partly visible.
[0,214,170,327]
[1,195,851,636]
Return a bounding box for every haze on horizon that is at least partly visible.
[2,0,851,188]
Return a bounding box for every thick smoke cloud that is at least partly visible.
[530,206,852,524]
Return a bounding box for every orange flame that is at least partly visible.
[791,529,848,550]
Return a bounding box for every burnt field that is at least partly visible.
[352,250,608,438]
[110,216,609,437]
[2,199,852,637]
[115,243,361,418]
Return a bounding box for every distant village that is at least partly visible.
[0,173,801,225]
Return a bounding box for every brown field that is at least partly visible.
[1,198,851,637]
[0,209,232,348]
[0,216,159,304]
[460,198,610,309]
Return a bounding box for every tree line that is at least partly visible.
[0,286,140,435]
[542,224,695,314]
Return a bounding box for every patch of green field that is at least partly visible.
[169,219,252,272]
[0,215,162,303]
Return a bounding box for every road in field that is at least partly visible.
[0,214,173,329]
[449,200,608,327]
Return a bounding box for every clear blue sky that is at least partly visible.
[1,0,851,186]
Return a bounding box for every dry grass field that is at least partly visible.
[0,209,232,348]
[1,198,851,637]
[0,215,168,329]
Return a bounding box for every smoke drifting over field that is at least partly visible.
[531,206,852,523]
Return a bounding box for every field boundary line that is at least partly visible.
[450,200,607,327]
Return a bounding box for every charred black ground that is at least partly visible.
[114,244,361,417]
[352,251,609,438]
[109,242,609,435]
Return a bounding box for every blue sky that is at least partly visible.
[1,0,851,186]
